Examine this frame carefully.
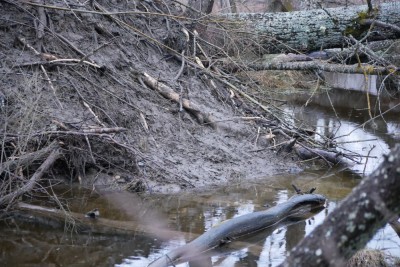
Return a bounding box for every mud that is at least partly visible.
[0,0,302,194]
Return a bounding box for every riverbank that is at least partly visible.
[0,0,311,197]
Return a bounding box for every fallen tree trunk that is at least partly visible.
[220,59,396,75]
[279,144,400,267]
[217,2,400,53]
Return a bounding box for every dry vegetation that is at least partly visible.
[0,0,330,210]
[0,0,395,212]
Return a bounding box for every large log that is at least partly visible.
[13,202,183,239]
[279,144,400,267]
[218,2,400,53]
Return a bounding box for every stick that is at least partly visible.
[0,141,60,174]
[17,58,102,69]
[31,127,127,136]
[142,72,216,127]
[40,65,63,109]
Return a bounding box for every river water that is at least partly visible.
[1,88,399,266]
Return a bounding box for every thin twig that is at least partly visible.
[362,145,375,177]
[40,65,63,109]
[174,50,186,81]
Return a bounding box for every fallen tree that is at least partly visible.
[280,144,400,267]
[216,2,400,53]
[219,58,397,75]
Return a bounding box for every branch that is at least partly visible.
[17,58,103,69]
[142,72,216,127]
[361,19,400,34]
[0,141,60,174]
[0,147,62,207]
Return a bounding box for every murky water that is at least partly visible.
[1,88,399,266]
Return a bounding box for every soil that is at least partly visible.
[0,0,303,194]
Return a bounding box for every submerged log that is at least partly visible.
[217,2,400,53]
[13,202,183,239]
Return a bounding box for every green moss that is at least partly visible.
[356,10,371,21]
[282,1,293,12]
[344,8,378,37]
[344,25,367,37]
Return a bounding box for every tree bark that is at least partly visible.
[279,144,400,267]
[218,2,400,53]
[220,59,395,75]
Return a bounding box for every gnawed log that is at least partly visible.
[279,138,353,166]
[142,72,216,127]
[294,144,350,166]
[149,193,326,267]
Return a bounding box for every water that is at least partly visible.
[284,87,400,175]
[1,88,399,266]
[1,172,399,266]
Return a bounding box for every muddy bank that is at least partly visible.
[0,0,310,197]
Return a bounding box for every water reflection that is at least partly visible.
[119,183,399,267]
[284,88,400,175]
[1,176,399,267]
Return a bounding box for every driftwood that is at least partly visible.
[280,144,400,267]
[280,138,351,166]
[142,72,216,127]
[0,146,62,207]
[294,144,349,166]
